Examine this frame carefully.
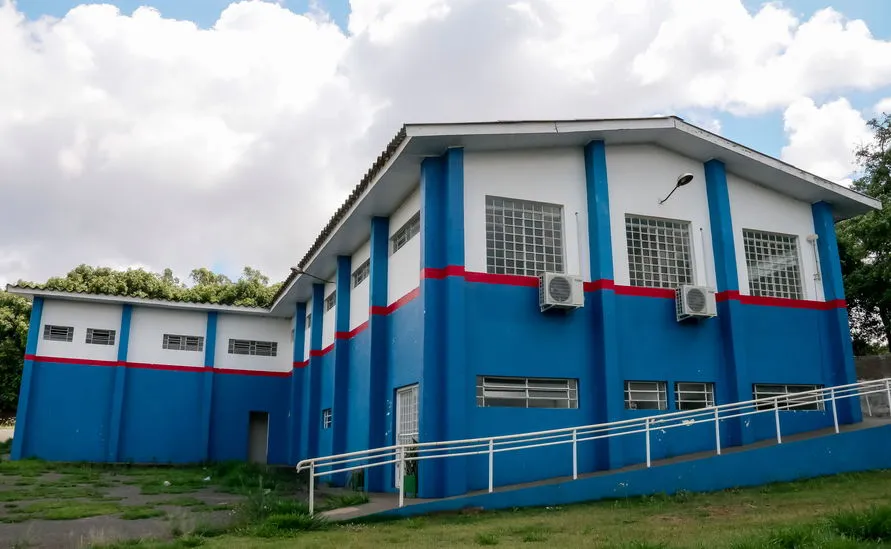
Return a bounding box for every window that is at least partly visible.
[325,291,336,312]
[85,328,116,346]
[391,212,420,254]
[476,376,578,409]
[485,196,564,276]
[227,339,278,357]
[753,384,824,411]
[322,408,332,429]
[625,215,693,289]
[43,325,73,342]
[162,334,204,352]
[675,382,715,411]
[743,229,803,300]
[625,381,668,410]
[352,259,370,288]
[306,313,312,329]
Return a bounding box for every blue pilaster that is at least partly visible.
[704,159,751,446]
[107,304,132,462]
[813,201,861,424]
[332,256,352,470]
[583,140,623,470]
[419,147,467,498]
[367,216,390,492]
[11,296,43,460]
[200,311,218,462]
[288,302,307,464]
[306,283,325,458]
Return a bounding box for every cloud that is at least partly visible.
[780,97,873,185]
[1,0,890,285]
[876,97,891,115]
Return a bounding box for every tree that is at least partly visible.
[837,113,891,354]
[0,292,31,414]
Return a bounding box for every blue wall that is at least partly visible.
[210,373,290,464]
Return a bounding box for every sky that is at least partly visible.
[2,0,891,289]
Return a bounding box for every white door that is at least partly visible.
[395,384,419,487]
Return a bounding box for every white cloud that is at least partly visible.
[780,97,873,185]
[1,0,890,285]
[875,97,891,115]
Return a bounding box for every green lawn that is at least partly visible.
[97,470,891,548]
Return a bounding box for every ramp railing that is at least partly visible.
[297,377,891,514]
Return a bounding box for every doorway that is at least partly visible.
[248,411,269,465]
[395,384,419,487]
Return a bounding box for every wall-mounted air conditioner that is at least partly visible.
[538,273,584,312]
[675,285,717,321]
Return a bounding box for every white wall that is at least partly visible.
[350,239,371,330]
[388,186,421,304]
[128,308,207,367]
[606,144,715,287]
[322,281,336,347]
[36,300,122,362]
[728,174,822,301]
[214,313,292,372]
[464,148,591,279]
[303,297,312,357]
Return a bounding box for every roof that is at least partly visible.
[4,285,275,316]
[268,116,881,313]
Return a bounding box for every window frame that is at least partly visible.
[85,328,116,346]
[324,291,336,312]
[306,313,312,329]
[742,228,804,300]
[352,259,370,288]
[162,334,204,352]
[674,382,716,411]
[322,408,333,429]
[753,383,824,411]
[624,214,694,289]
[43,325,74,343]
[485,195,565,277]
[476,376,578,409]
[624,380,668,411]
[227,339,278,357]
[391,212,421,255]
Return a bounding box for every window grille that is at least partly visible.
[485,196,564,276]
[753,384,824,411]
[352,259,370,288]
[85,328,116,346]
[391,212,421,254]
[306,313,311,329]
[476,376,578,409]
[322,408,332,429]
[743,229,803,300]
[227,339,278,357]
[162,334,204,352]
[625,215,693,289]
[43,325,73,342]
[675,382,715,411]
[624,381,668,410]
[325,292,336,312]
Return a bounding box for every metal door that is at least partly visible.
[395,384,419,486]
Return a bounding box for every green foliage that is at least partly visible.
[837,114,891,353]
[828,505,891,541]
[0,265,282,414]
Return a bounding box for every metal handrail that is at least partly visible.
[297,377,891,514]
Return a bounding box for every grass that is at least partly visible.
[120,506,168,520]
[88,470,891,548]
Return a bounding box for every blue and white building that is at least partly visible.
[8,117,881,498]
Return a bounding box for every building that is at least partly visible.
[8,117,880,499]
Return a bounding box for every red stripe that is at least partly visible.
[26,355,120,367]
[310,343,335,357]
[214,367,291,378]
[614,285,676,299]
[336,320,369,340]
[293,360,309,369]
[123,361,203,373]
[583,279,615,292]
[464,271,539,287]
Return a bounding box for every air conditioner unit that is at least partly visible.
[675,285,717,321]
[538,273,584,312]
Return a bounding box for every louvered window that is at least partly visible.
[391,212,420,254]
[227,339,278,357]
[163,334,204,352]
[624,381,668,410]
[43,325,74,342]
[85,328,116,346]
[476,376,577,409]
[352,259,370,288]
